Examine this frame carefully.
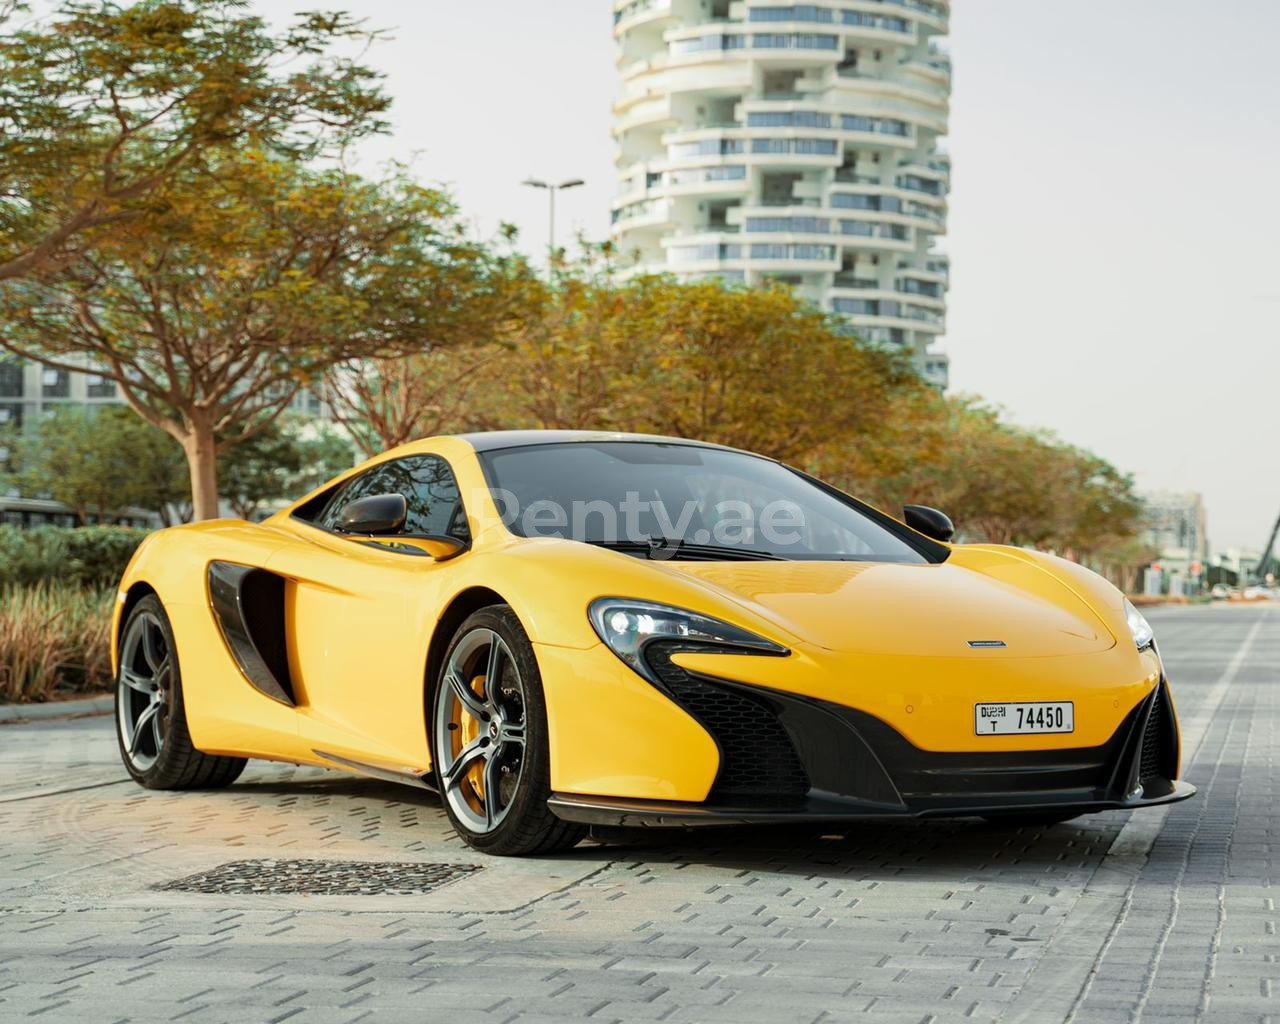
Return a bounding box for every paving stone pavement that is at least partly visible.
[0,604,1274,1024]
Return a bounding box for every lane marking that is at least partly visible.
[1059,610,1269,1024]
[1001,607,1270,1024]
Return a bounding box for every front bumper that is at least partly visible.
[548,666,1195,828]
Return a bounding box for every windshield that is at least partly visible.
[478,442,930,563]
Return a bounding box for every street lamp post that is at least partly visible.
[522,177,584,267]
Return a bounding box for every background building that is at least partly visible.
[0,355,327,528]
[611,0,951,386]
[1139,490,1210,595]
[0,356,325,433]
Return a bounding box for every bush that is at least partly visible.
[0,526,148,590]
[0,585,114,702]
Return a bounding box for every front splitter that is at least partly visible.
[547,780,1197,828]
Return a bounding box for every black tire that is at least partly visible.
[430,605,584,856]
[115,594,247,790]
[980,811,1081,828]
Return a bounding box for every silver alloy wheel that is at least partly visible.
[434,627,528,834]
[116,610,174,771]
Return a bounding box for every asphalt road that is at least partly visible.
[0,603,1275,1024]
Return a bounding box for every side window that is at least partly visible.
[319,455,469,541]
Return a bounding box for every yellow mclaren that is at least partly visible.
[113,431,1193,855]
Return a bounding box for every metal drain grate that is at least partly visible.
[156,859,482,896]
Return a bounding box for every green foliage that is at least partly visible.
[1,405,185,522]
[0,584,113,702]
[218,418,355,520]
[425,266,917,464]
[0,0,389,281]
[419,258,1148,564]
[0,525,147,589]
[820,393,1149,561]
[0,150,502,518]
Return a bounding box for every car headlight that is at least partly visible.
[587,598,788,684]
[1123,598,1155,652]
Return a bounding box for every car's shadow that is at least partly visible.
[227,774,1126,879]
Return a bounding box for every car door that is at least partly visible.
[267,452,471,772]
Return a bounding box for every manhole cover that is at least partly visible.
[156,859,482,896]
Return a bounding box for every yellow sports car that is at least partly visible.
[113,431,1193,855]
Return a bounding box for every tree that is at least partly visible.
[326,342,510,458]
[826,393,1149,556]
[324,225,535,456]
[469,267,918,462]
[0,404,185,523]
[218,418,353,520]
[0,153,499,518]
[0,0,388,282]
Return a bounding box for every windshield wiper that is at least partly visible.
[584,538,785,562]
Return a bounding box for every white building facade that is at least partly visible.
[611,0,952,386]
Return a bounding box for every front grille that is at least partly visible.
[1139,684,1171,786]
[645,642,809,799]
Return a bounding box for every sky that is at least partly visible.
[249,0,1280,552]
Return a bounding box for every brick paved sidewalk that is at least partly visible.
[0,605,1274,1024]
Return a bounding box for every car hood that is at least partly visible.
[650,549,1117,658]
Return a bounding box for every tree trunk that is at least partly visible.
[181,420,220,521]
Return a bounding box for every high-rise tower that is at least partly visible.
[612,0,951,385]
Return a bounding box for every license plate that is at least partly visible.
[975,701,1074,735]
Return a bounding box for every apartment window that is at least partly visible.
[0,402,23,429]
[752,138,789,154]
[750,243,834,260]
[669,243,741,262]
[85,374,117,399]
[752,138,837,155]
[750,5,834,22]
[41,368,70,399]
[752,33,838,49]
[671,32,744,54]
[0,358,22,398]
[898,174,942,195]
[794,138,838,155]
[900,279,940,298]
[746,216,831,233]
[834,298,878,315]
[833,193,874,210]
[746,111,831,129]
[841,115,909,137]
[671,138,744,158]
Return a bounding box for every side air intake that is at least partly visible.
[208,562,295,706]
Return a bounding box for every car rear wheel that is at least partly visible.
[430,606,584,856]
[116,595,246,790]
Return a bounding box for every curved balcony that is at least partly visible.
[828,192,944,232]
[831,294,946,335]
[610,197,672,233]
[663,233,840,274]
[735,206,916,251]
[613,0,673,34]
[637,164,752,199]
[745,6,915,40]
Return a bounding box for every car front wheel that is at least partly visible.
[430,606,584,856]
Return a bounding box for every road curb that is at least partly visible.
[0,696,113,723]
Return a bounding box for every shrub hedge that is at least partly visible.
[0,525,148,590]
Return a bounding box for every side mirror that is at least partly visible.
[338,493,407,535]
[904,504,955,543]
[335,492,468,562]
